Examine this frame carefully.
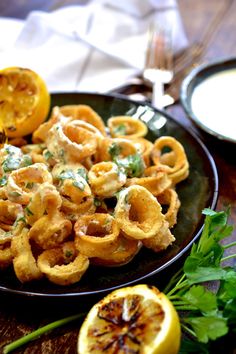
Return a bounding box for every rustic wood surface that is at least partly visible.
[0,0,236,353]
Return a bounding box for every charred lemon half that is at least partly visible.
[0,66,50,138]
[77,284,181,354]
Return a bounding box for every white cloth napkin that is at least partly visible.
[0,0,188,93]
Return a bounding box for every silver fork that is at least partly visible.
[143,23,174,109]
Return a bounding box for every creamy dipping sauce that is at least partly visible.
[191,68,236,140]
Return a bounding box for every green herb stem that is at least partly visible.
[180,323,197,338]
[223,241,236,249]
[166,277,188,297]
[221,253,236,263]
[3,313,85,354]
[173,305,198,311]
[163,267,184,294]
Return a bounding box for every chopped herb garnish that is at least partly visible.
[77,168,88,182]
[2,157,21,173]
[72,180,85,191]
[25,182,34,189]
[21,155,33,167]
[114,153,145,178]
[25,206,34,216]
[113,123,126,136]
[94,198,102,207]
[44,150,54,160]
[108,143,122,159]
[0,175,7,187]
[9,191,21,198]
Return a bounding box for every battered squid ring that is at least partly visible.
[91,235,142,267]
[0,200,24,231]
[59,104,107,136]
[29,212,72,250]
[11,223,43,283]
[95,138,138,163]
[74,213,120,257]
[114,185,164,240]
[52,162,87,182]
[125,171,171,197]
[157,188,181,228]
[61,195,96,220]
[46,120,102,163]
[21,143,46,164]
[32,106,70,143]
[88,162,126,197]
[151,136,189,185]
[107,116,148,138]
[58,173,92,205]
[6,163,53,205]
[37,241,89,286]
[0,229,13,269]
[25,182,62,226]
[142,220,175,252]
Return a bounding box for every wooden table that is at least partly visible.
[0,1,236,353]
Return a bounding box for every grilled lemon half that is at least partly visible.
[0,66,50,138]
[78,284,181,354]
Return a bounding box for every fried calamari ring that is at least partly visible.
[96,138,138,163]
[157,188,181,228]
[29,212,72,249]
[151,136,189,185]
[37,241,89,286]
[74,213,120,257]
[91,235,142,267]
[0,200,24,231]
[46,120,102,163]
[6,163,53,205]
[61,195,96,221]
[108,116,148,138]
[125,170,171,197]
[114,185,164,240]
[25,182,62,226]
[52,162,87,182]
[57,170,91,205]
[0,229,13,269]
[88,162,126,197]
[59,104,106,136]
[32,106,70,143]
[11,223,43,283]
[142,220,175,252]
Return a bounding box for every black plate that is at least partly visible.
[180,57,236,143]
[0,92,218,298]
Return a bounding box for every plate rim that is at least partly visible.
[180,56,236,144]
[0,92,219,299]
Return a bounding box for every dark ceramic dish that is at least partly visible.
[180,57,236,144]
[0,92,218,298]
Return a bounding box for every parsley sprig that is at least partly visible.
[3,208,236,354]
[165,208,236,352]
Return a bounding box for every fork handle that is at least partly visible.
[152,80,165,110]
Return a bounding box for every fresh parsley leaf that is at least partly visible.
[182,285,217,314]
[184,316,228,343]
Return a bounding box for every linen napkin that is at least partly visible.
[0,0,188,93]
